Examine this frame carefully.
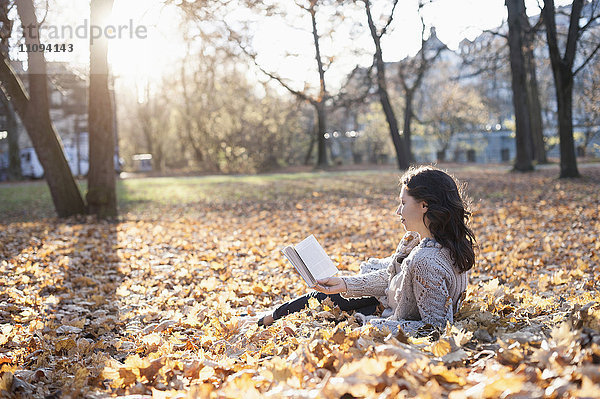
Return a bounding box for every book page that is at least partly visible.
[294,235,338,281]
[282,246,316,287]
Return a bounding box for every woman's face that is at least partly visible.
[396,186,428,233]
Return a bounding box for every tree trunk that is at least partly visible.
[0,0,86,217]
[180,61,204,164]
[439,140,450,162]
[524,49,547,164]
[0,90,21,180]
[521,8,547,164]
[315,101,327,168]
[87,0,117,218]
[378,68,409,169]
[403,90,415,164]
[309,4,328,168]
[506,0,534,171]
[556,72,579,178]
[542,0,581,178]
[364,0,409,170]
[304,117,316,165]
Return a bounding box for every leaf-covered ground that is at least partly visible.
[1,165,599,398]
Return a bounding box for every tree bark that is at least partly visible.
[87,0,117,218]
[556,70,578,177]
[506,0,534,171]
[0,0,86,217]
[397,24,445,165]
[309,3,328,168]
[180,62,204,164]
[542,0,581,178]
[0,89,21,180]
[521,8,547,164]
[315,101,327,168]
[364,0,409,170]
[402,90,415,164]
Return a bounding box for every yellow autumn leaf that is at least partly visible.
[430,339,452,357]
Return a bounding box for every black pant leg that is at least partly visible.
[271,291,380,321]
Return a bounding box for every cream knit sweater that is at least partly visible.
[342,234,469,335]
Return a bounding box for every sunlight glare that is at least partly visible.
[108,0,186,87]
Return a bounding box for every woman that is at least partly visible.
[259,165,477,335]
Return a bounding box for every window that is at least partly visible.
[467,149,476,162]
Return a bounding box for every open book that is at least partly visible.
[281,235,339,287]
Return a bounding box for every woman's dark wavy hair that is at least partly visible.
[400,165,477,272]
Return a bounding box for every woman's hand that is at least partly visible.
[314,277,347,294]
[395,231,421,258]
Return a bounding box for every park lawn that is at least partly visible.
[1,170,400,222]
[0,165,599,397]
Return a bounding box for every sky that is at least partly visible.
[15,0,572,93]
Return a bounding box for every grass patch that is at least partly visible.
[0,170,400,223]
[2,164,599,223]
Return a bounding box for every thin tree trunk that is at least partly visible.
[403,90,415,164]
[6,102,19,180]
[506,0,534,171]
[304,116,316,165]
[521,8,547,164]
[364,0,409,170]
[315,101,327,168]
[180,61,204,164]
[379,75,409,169]
[309,4,328,167]
[524,47,547,164]
[0,89,21,180]
[87,0,117,218]
[0,0,86,216]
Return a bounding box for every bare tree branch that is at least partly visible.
[573,41,600,76]
[331,60,375,109]
[224,22,312,103]
[482,27,508,40]
[379,0,399,39]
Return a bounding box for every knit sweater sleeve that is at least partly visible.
[340,268,389,298]
[359,255,394,274]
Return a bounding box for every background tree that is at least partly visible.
[506,0,534,171]
[542,0,600,178]
[0,0,20,180]
[87,0,117,218]
[117,47,309,174]
[397,12,446,163]
[521,9,547,164]
[226,0,347,168]
[362,0,409,169]
[458,32,514,129]
[0,0,86,216]
[0,90,20,180]
[575,50,600,156]
[419,66,488,160]
[459,12,547,165]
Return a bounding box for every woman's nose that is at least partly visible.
[396,205,401,215]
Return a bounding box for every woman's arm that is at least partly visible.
[341,268,390,298]
[314,267,389,298]
[316,232,419,298]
